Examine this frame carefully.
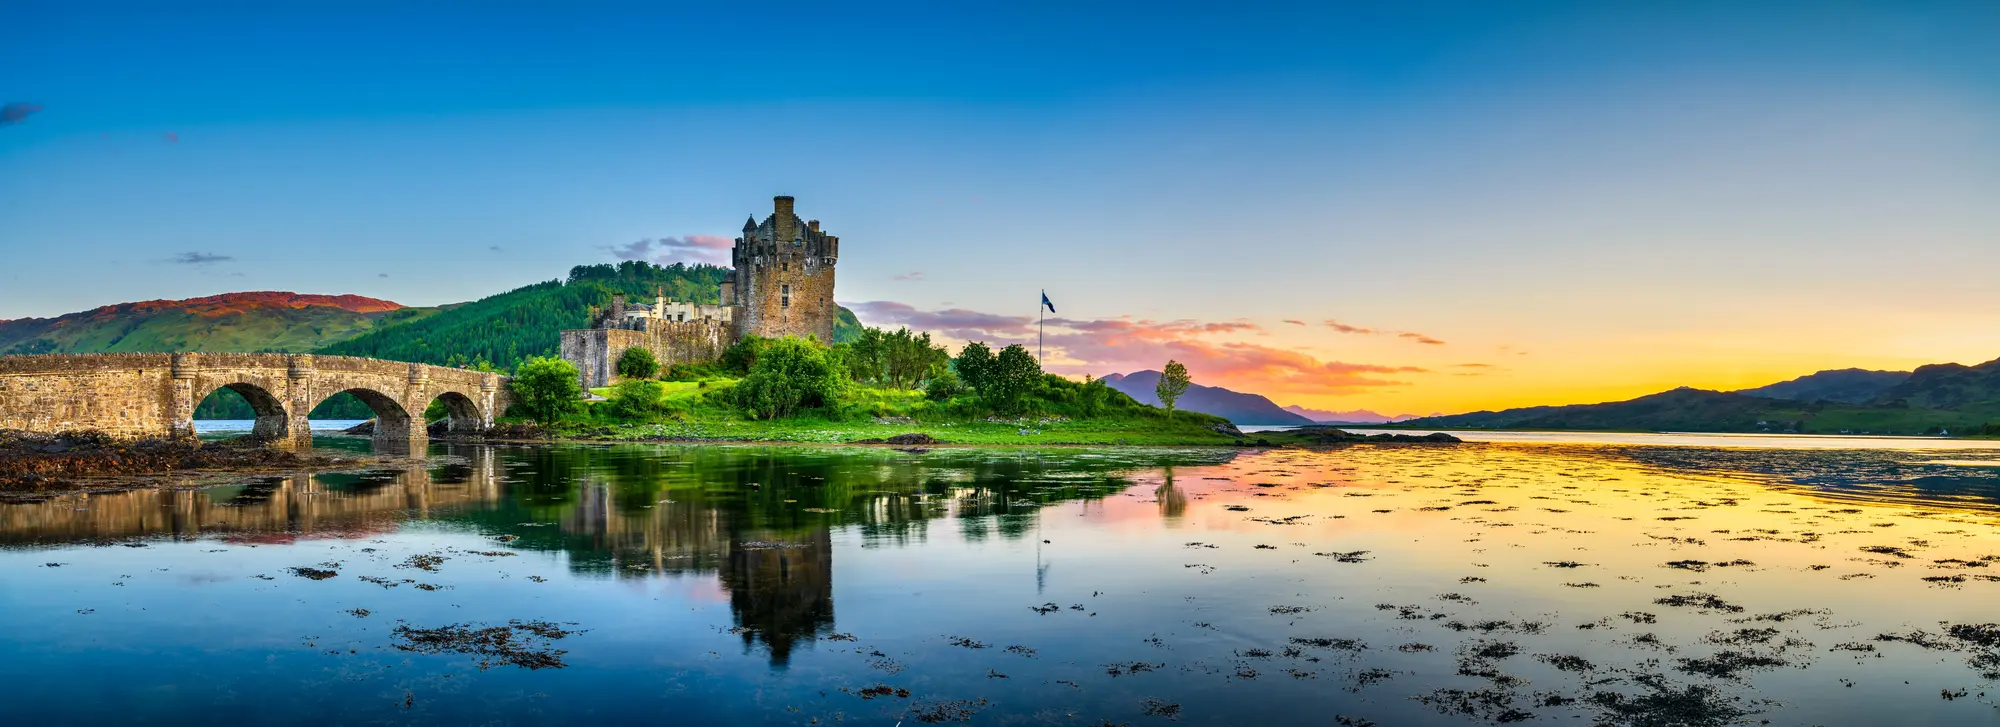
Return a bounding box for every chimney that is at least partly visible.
[808,219,820,233]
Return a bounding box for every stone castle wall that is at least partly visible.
[561,319,731,389]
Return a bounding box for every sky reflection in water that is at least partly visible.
[2,439,1998,726]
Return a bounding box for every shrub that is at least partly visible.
[721,335,772,375]
[606,379,672,419]
[924,369,965,401]
[733,337,845,420]
[615,347,659,380]
[510,357,582,427]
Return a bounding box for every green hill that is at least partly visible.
[0,292,435,355]
[319,261,861,372]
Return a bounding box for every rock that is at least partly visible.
[852,433,942,445]
[1293,427,1462,445]
[1207,421,1246,438]
[342,420,376,435]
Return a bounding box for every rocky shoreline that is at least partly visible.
[0,430,369,497]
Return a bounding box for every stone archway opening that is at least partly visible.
[319,388,413,442]
[426,391,484,435]
[195,382,290,441]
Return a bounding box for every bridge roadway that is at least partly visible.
[0,353,511,448]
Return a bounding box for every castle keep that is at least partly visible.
[561,196,841,388]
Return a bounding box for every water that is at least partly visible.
[4,436,1999,725]
[194,419,370,436]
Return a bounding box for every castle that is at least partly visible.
[560,196,841,388]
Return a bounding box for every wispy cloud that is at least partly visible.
[603,234,733,265]
[1281,319,1306,326]
[167,252,233,265]
[488,245,503,253]
[1327,319,1445,345]
[0,102,42,126]
[892,271,925,281]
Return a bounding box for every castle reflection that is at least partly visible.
[0,443,1237,665]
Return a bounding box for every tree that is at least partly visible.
[616,346,659,380]
[1156,360,1192,415]
[984,344,1043,414]
[953,341,996,394]
[510,356,583,428]
[734,337,845,420]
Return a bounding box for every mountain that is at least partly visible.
[1281,404,1419,424]
[320,261,862,371]
[0,292,434,355]
[1868,357,2000,409]
[1734,368,1908,404]
[1405,383,2000,436]
[1101,371,1314,425]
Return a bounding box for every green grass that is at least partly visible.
[546,377,1244,446]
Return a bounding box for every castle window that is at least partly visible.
[782,262,788,272]
[782,285,791,308]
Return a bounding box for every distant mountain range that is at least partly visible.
[1281,405,1422,424]
[1402,357,2000,435]
[0,292,435,355]
[1101,371,1314,425]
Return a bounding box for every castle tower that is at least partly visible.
[730,195,839,343]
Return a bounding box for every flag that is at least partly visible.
[1041,291,1056,314]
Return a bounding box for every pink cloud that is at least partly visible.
[846,300,1035,340]
[604,234,734,265]
[1399,332,1446,345]
[1324,320,1377,334]
[851,302,1426,397]
[1281,319,1306,326]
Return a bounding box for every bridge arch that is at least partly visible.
[427,391,485,434]
[201,381,292,441]
[314,387,414,441]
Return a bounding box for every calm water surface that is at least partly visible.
[4,435,1999,726]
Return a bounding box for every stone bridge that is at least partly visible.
[0,353,511,449]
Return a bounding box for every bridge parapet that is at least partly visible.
[0,353,512,449]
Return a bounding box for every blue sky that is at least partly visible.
[4,1,1997,413]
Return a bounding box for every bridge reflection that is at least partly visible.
[0,443,1236,665]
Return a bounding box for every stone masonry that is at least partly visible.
[561,195,841,389]
[0,353,510,449]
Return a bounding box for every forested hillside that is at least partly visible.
[319,261,861,371]
[0,292,431,355]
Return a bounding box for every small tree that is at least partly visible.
[616,346,659,380]
[511,356,583,428]
[1156,360,1192,415]
[954,341,996,395]
[984,344,1043,414]
[734,337,845,420]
